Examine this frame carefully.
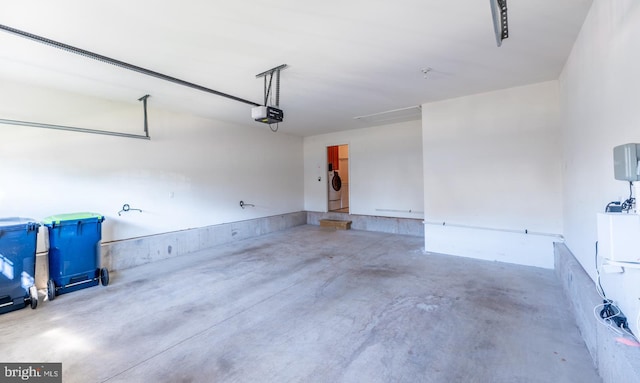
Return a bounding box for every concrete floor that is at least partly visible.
[0,225,600,383]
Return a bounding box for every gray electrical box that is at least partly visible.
[613,143,640,181]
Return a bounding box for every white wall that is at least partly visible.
[560,0,640,337]
[0,79,304,244]
[422,81,563,268]
[560,0,640,279]
[303,120,423,219]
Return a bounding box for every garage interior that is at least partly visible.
[1,1,639,382]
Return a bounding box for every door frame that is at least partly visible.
[326,143,350,213]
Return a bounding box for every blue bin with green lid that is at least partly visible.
[43,212,109,300]
[0,217,40,314]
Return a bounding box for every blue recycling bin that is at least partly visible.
[43,213,109,300]
[0,217,40,314]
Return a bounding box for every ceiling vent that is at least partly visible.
[354,106,422,126]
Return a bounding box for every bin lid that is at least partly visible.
[42,212,104,225]
[0,217,40,231]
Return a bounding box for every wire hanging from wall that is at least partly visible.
[118,204,143,216]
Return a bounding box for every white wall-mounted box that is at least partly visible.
[597,213,640,263]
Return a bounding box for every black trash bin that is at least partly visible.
[0,217,40,314]
[43,213,108,300]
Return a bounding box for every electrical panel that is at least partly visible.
[613,143,640,181]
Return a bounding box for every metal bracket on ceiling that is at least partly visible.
[256,64,287,107]
[490,0,509,47]
[138,94,151,138]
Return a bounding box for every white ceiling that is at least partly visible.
[0,0,593,136]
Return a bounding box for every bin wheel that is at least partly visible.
[47,279,56,301]
[100,268,109,286]
[29,285,38,309]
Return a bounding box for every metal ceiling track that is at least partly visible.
[0,118,150,140]
[0,94,152,140]
[0,94,151,140]
[0,23,263,140]
[0,23,261,105]
[490,0,509,47]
